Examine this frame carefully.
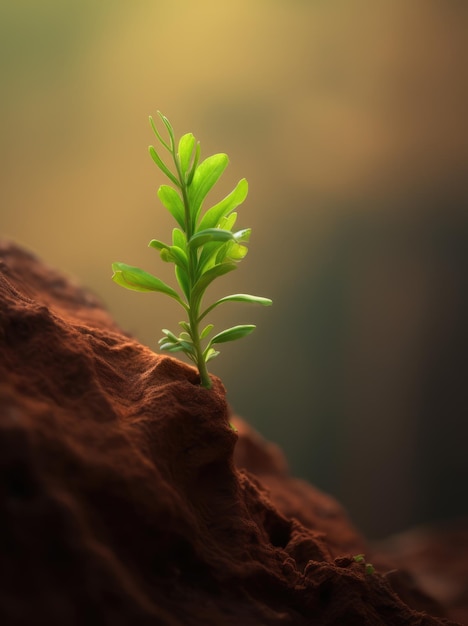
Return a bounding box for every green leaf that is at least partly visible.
[175,265,190,300]
[178,133,196,175]
[219,294,272,306]
[172,228,186,250]
[157,185,185,229]
[157,111,176,149]
[149,115,171,151]
[195,223,248,272]
[225,242,248,261]
[148,239,169,252]
[233,228,251,242]
[159,332,196,355]
[199,293,272,320]
[149,240,187,270]
[149,147,180,188]
[179,321,191,333]
[112,263,182,302]
[215,239,248,264]
[169,246,188,269]
[214,242,230,265]
[198,178,248,231]
[191,262,237,305]
[219,211,237,231]
[177,340,196,355]
[160,248,172,263]
[159,342,177,351]
[197,239,231,275]
[204,348,220,362]
[197,213,243,273]
[210,324,256,344]
[161,343,186,354]
[188,153,229,224]
[188,228,234,250]
[186,142,201,186]
[160,328,179,342]
[200,323,214,339]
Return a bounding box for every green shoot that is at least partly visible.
[112,112,272,389]
[353,554,375,575]
[353,555,366,564]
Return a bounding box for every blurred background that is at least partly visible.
[1,0,467,539]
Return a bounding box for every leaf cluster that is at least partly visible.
[112,112,271,388]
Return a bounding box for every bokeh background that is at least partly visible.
[1,0,467,539]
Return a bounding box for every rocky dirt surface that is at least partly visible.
[0,241,463,625]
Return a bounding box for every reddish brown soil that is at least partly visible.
[0,241,462,625]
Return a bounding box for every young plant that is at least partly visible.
[112,112,272,389]
[353,554,376,575]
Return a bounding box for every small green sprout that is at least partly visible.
[353,554,366,564]
[112,112,272,389]
[353,554,375,575]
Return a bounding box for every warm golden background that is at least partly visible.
[1,0,467,538]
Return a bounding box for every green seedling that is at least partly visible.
[353,554,375,575]
[112,112,272,389]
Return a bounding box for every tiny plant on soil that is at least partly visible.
[353,554,376,575]
[112,113,272,389]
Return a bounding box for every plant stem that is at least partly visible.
[173,147,212,389]
[189,307,212,389]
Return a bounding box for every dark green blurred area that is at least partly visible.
[1,0,467,538]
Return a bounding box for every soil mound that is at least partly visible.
[0,241,459,625]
